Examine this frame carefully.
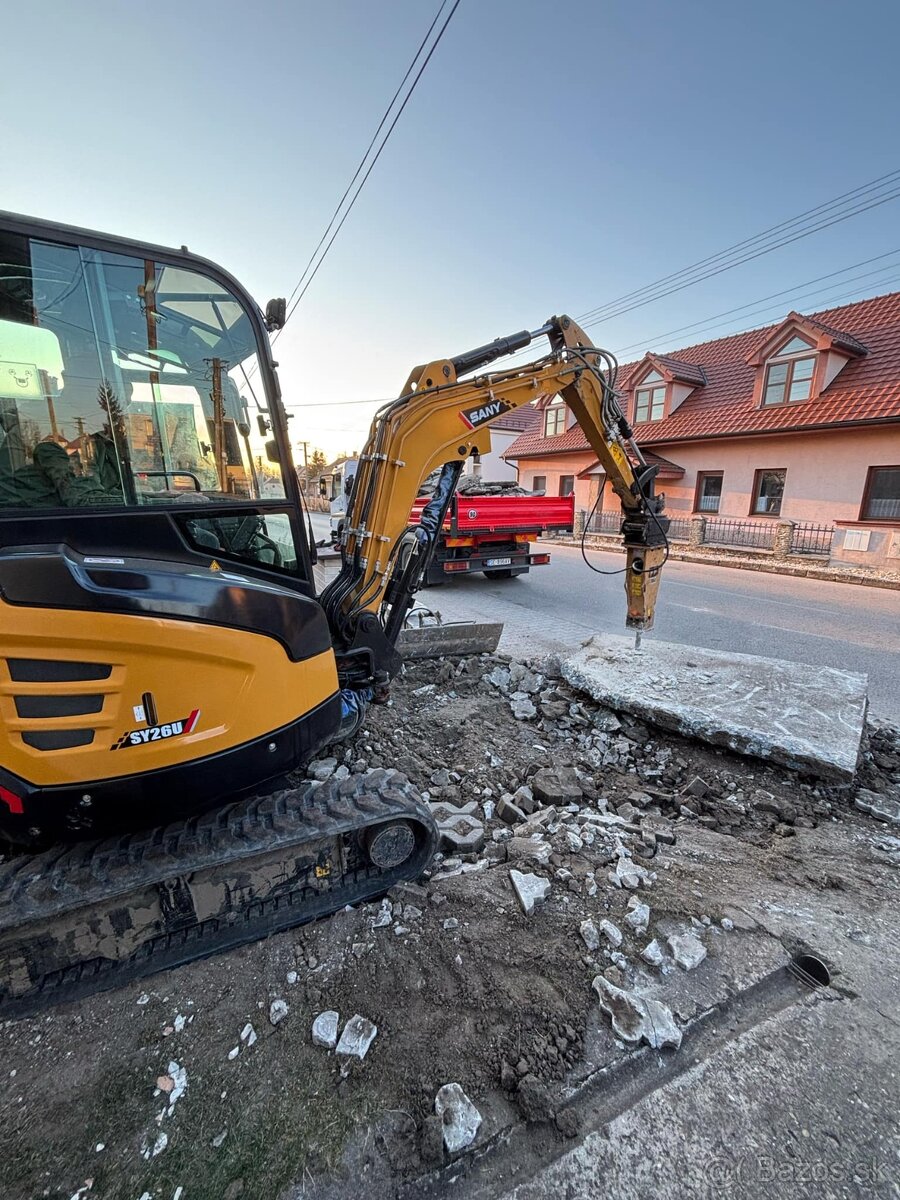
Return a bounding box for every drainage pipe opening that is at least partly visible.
[790,953,831,988]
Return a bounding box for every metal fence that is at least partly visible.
[790,521,835,556]
[665,516,692,541]
[702,518,777,551]
[587,511,623,535]
[583,511,834,558]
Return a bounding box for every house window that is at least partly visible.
[861,466,900,521]
[532,475,546,493]
[762,337,816,406]
[694,471,723,513]
[752,468,786,515]
[559,475,575,497]
[634,370,666,423]
[544,405,565,436]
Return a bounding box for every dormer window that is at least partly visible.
[544,402,565,436]
[762,336,817,406]
[635,371,666,422]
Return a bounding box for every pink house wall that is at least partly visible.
[517,452,595,511]
[651,425,900,523]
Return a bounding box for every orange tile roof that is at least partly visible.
[505,291,900,458]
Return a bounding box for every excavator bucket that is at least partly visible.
[397,613,503,660]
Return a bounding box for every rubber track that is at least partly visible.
[0,769,437,1018]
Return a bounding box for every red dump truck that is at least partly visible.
[324,461,574,584]
[409,489,575,585]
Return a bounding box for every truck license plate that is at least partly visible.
[485,557,512,567]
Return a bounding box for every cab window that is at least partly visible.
[0,232,287,511]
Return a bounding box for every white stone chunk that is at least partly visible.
[312,1010,340,1049]
[668,932,707,971]
[435,1082,482,1153]
[625,901,650,934]
[509,869,551,915]
[599,919,623,947]
[336,1014,378,1060]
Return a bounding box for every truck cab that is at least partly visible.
[320,458,357,543]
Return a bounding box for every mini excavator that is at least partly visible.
[0,213,667,1014]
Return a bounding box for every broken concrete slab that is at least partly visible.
[563,634,867,782]
[855,789,900,826]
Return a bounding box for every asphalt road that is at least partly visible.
[307,513,900,722]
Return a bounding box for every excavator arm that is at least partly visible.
[320,316,669,686]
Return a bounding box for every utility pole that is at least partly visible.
[297,440,309,492]
[207,357,229,492]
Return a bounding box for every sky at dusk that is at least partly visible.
[3,0,900,458]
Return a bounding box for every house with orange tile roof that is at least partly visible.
[503,292,900,564]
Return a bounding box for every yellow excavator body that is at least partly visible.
[0,595,339,789]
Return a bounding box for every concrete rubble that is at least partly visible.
[8,647,900,1200]
[562,634,869,781]
[579,918,600,951]
[641,939,665,967]
[269,999,289,1026]
[624,899,650,933]
[509,869,551,915]
[667,932,708,971]
[434,1082,482,1153]
[312,1010,340,1049]
[335,1014,378,1060]
[592,975,682,1050]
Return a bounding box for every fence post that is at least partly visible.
[773,520,795,559]
[688,516,706,548]
[574,508,586,536]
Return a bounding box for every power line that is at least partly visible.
[577,167,900,325]
[244,0,461,389]
[579,184,900,331]
[278,0,460,333]
[497,170,900,364]
[609,270,900,362]
[277,0,454,321]
[290,253,900,414]
[609,249,900,356]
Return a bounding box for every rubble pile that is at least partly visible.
[417,469,531,498]
[305,653,899,851]
[4,652,898,1200]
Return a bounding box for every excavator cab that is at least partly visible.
[0,214,342,843]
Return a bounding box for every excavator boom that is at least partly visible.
[321,316,669,683]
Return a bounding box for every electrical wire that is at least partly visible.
[609,249,900,357]
[282,0,462,328]
[276,1,454,324]
[500,170,900,365]
[579,185,900,332]
[576,168,900,325]
[253,0,460,373]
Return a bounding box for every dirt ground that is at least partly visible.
[2,653,899,1200]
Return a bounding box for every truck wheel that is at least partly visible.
[483,568,514,580]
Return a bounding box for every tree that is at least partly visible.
[309,447,327,471]
[97,380,127,446]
